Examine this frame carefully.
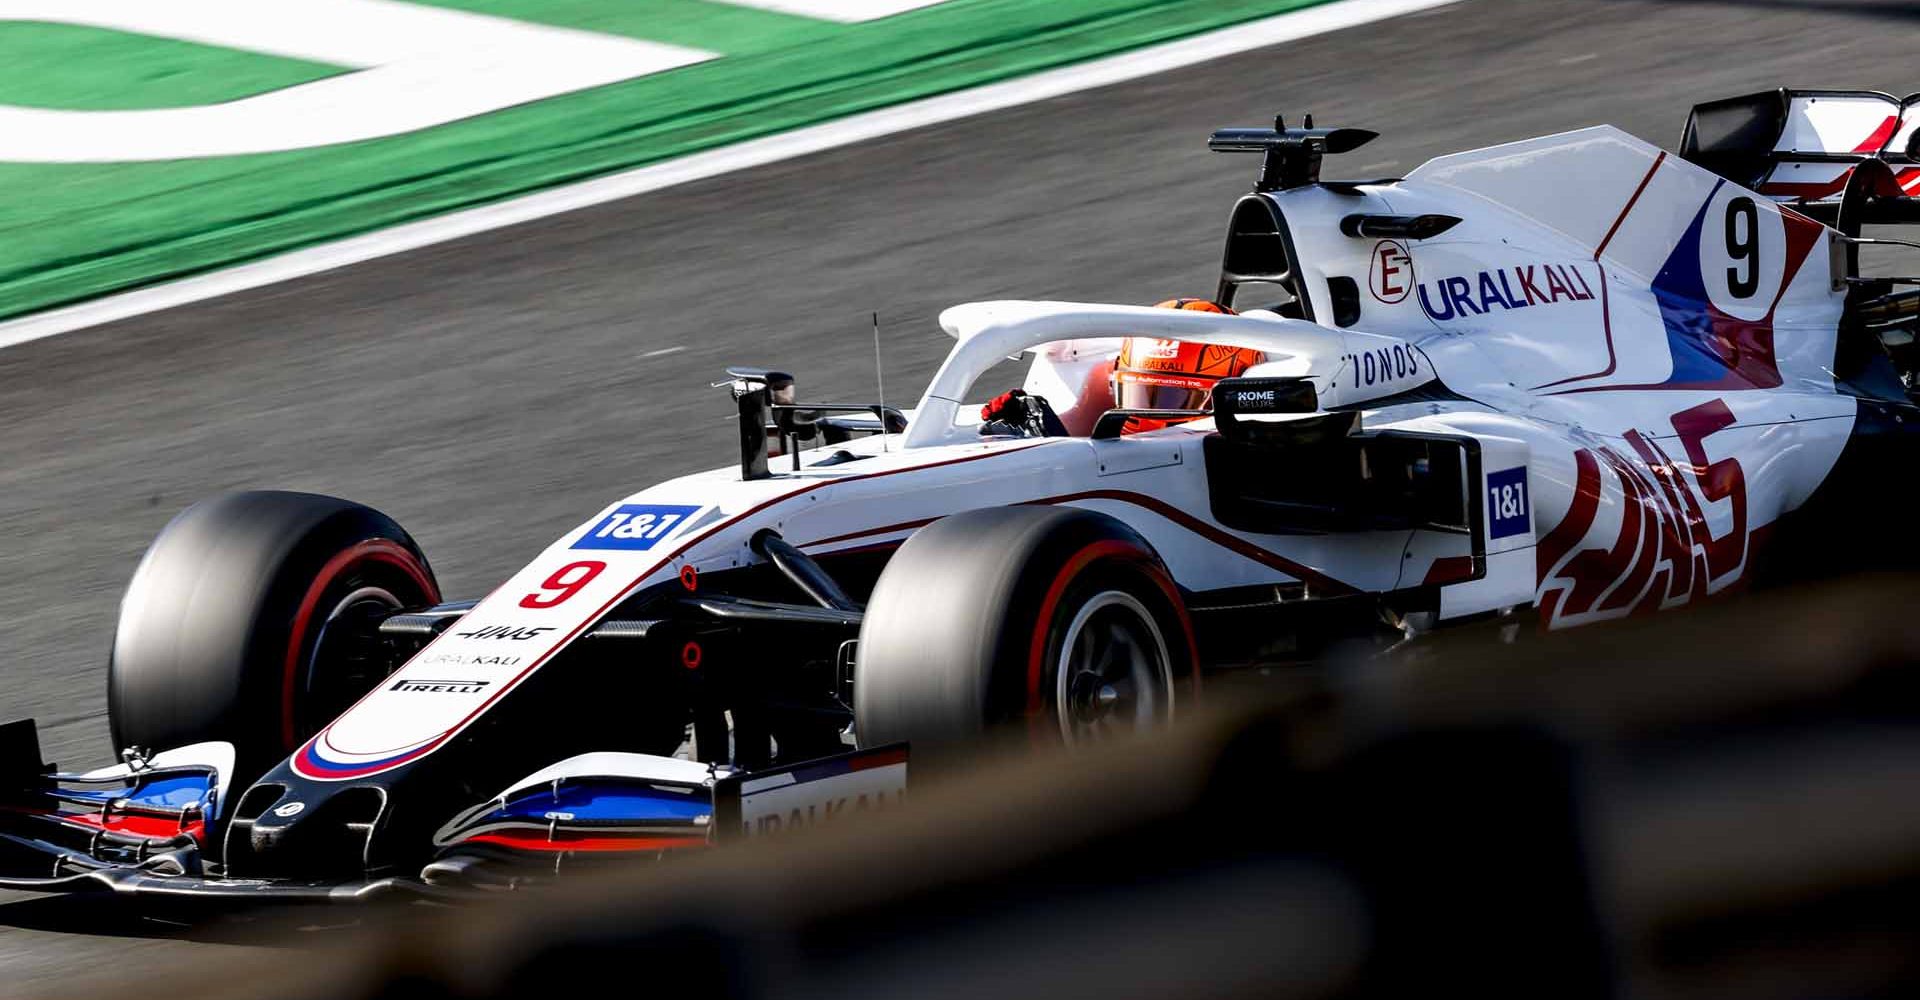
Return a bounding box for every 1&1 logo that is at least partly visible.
[573,504,702,551]
[1486,466,1530,540]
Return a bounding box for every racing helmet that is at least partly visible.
[1110,299,1267,412]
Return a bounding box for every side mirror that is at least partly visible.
[720,366,795,481]
[717,365,906,478]
[724,365,795,402]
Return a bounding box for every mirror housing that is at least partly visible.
[723,366,794,481]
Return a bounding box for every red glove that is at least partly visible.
[981,389,1027,422]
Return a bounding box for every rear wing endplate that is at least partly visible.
[1681,89,1920,221]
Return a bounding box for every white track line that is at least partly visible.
[0,0,1458,350]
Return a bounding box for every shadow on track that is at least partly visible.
[0,890,356,945]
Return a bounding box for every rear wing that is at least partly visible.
[1680,89,1920,221]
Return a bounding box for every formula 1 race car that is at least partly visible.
[6,88,1920,901]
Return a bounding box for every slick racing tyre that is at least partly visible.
[854,506,1196,753]
[109,491,439,776]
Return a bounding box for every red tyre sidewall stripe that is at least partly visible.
[280,539,439,751]
[1025,539,1195,727]
[1144,562,1203,707]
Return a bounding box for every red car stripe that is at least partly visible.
[463,832,709,853]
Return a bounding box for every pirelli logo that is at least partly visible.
[390,678,490,694]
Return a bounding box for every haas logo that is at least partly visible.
[1537,399,1749,627]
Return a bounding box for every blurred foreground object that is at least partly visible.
[118,575,1920,1000]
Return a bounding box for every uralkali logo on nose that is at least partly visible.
[1418,261,1597,322]
[1370,240,1413,304]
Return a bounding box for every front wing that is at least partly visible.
[0,719,906,902]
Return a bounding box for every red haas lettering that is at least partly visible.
[1418,261,1596,322]
[1536,399,1750,627]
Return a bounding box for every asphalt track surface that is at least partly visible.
[2,0,1917,983]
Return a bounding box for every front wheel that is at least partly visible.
[853,506,1196,753]
[108,491,440,777]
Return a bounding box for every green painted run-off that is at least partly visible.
[0,0,1340,323]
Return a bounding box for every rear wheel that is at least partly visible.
[853,506,1195,753]
[1052,588,1175,743]
[109,491,439,777]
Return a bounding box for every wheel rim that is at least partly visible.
[1053,590,1174,743]
[299,585,403,742]
[281,538,438,750]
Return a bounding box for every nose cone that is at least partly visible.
[226,779,390,879]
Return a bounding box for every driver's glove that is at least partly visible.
[980,390,1069,438]
[980,389,1031,424]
